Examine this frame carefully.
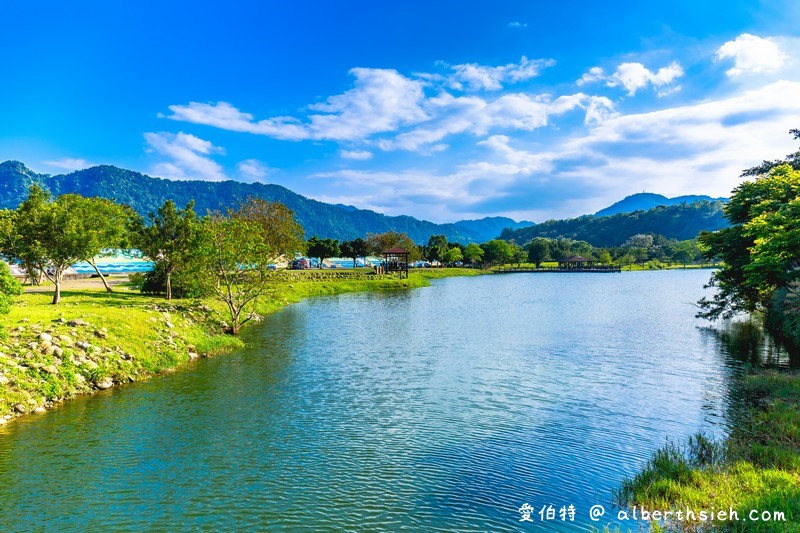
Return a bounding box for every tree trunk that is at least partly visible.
[353,257,357,268]
[89,259,113,292]
[165,271,172,300]
[52,276,62,305]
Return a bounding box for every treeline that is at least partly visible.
[500,200,728,247]
[698,129,800,344]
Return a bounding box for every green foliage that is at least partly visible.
[480,239,513,267]
[698,164,800,319]
[340,237,369,267]
[306,236,340,267]
[197,211,277,335]
[501,200,727,247]
[526,238,550,267]
[462,242,484,265]
[365,231,422,261]
[0,261,22,316]
[135,200,203,300]
[444,246,463,265]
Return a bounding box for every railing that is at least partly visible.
[495,266,622,273]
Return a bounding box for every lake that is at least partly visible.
[0,270,794,531]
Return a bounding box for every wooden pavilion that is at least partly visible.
[382,247,410,278]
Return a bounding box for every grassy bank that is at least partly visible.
[616,370,800,531]
[0,268,482,423]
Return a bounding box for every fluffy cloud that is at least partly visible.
[144,131,228,181]
[237,159,272,182]
[578,62,684,96]
[340,149,373,160]
[312,81,800,222]
[444,56,555,91]
[715,33,788,77]
[168,68,427,142]
[41,158,95,171]
[508,21,527,28]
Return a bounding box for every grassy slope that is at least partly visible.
[617,371,800,531]
[0,268,480,421]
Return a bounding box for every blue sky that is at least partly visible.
[2,1,800,222]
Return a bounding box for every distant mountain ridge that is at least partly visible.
[595,192,728,217]
[0,161,532,244]
[501,200,728,247]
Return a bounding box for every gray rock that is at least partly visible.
[57,335,74,346]
[187,352,199,360]
[42,365,58,375]
[96,377,113,390]
[39,333,53,342]
[67,319,89,327]
[94,330,108,339]
[33,406,46,414]
[53,347,64,357]
[13,403,26,414]
[0,417,6,425]
[0,375,8,385]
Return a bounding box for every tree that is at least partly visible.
[463,242,484,266]
[698,162,800,319]
[136,200,201,300]
[198,211,273,335]
[0,186,91,304]
[0,261,22,318]
[425,234,448,265]
[340,238,369,268]
[235,198,305,260]
[526,238,550,268]
[366,231,422,262]
[597,250,613,265]
[510,244,527,268]
[444,246,463,265]
[307,237,340,268]
[480,239,513,267]
[67,195,140,292]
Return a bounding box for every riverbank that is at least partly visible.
[0,268,482,424]
[616,369,800,531]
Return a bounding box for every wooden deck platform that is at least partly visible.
[495,266,622,273]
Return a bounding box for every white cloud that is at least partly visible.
[508,21,527,28]
[144,131,228,181]
[41,158,95,171]
[445,56,554,91]
[577,67,606,86]
[312,81,800,222]
[168,68,428,142]
[715,33,788,77]
[237,159,272,182]
[577,61,683,96]
[340,149,373,160]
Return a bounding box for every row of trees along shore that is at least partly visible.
[0,183,717,334]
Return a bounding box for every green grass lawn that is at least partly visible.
[616,371,800,531]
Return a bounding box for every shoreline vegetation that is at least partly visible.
[615,128,800,531]
[0,268,480,425]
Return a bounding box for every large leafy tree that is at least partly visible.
[366,231,422,262]
[0,262,22,318]
[480,239,513,267]
[306,237,340,268]
[1,186,93,304]
[526,238,550,268]
[340,238,369,268]
[235,198,305,260]
[65,195,140,292]
[136,200,202,300]
[198,212,274,335]
[424,234,448,265]
[698,163,800,319]
[462,242,484,266]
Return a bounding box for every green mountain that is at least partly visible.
[0,161,529,244]
[594,192,728,217]
[500,200,728,247]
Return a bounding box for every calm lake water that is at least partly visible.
[0,270,795,531]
